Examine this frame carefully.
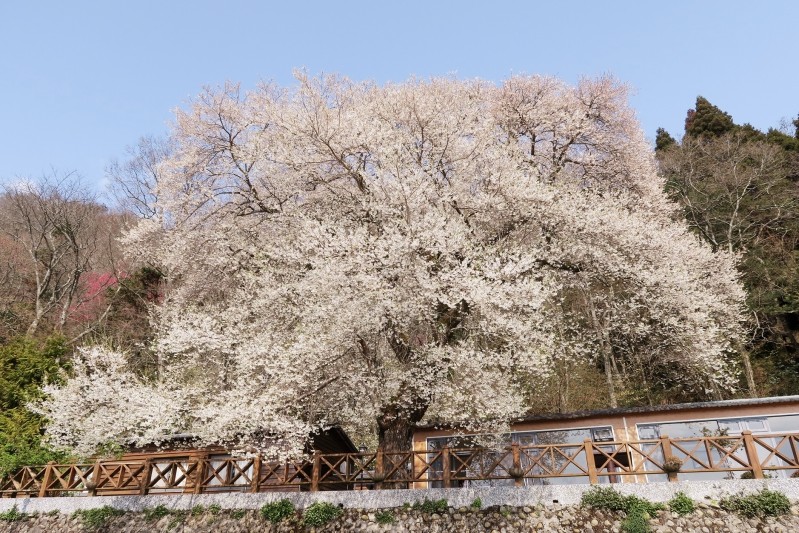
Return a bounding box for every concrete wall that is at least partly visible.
[3,481,799,532]
[3,479,799,514]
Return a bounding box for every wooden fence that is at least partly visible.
[3,431,798,498]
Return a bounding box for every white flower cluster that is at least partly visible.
[40,74,745,456]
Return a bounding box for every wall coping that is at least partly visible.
[3,480,799,515]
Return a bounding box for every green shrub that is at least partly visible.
[375,510,395,524]
[0,505,26,522]
[303,502,343,527]
[668,492,695,516]
[230,509,246,519]
[261,499,295,523]
[143,504,171,521]
[470,497,483,509]
[581,487,663,517]
[720,489,791,518]
[622,512,651,533]
[73,506,124,529]
[190,504,205,517]
[412,498,448,513]
[581,486,629,512]
[208,503,222,515]
[582,487,663,533]
[0,337,70,478]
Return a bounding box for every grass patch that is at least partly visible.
[581,487,664,533]
[143,504,171,521]
[412,498,448,513]
[190,504,205,517]
[375,510,395,524]
[720,489,791,518]
[470,497,483,509]
[208,503,222,515]
[261,499,295,523]
[230,509,246,519]
[0,505,27,522]
[167,513,186,530]
[621,512,651,533]
[73,506,124,529]
[303,502,343,527]
[668,492,696,516]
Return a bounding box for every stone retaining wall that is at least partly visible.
[2,480,799,532]
[2,502,798,532]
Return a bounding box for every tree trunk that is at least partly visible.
[377,416,415,454]
[377,404,428,454]
[376,405,427,488]
[736,341,758,398]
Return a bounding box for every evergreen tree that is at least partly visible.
[685,96,735,138]
[655,127,676,151]
[660,101,799,398]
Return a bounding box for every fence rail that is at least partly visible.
[3,430,798,498]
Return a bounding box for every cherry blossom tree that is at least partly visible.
[40,74,746,457]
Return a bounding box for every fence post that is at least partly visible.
[375,448,384,490]
[138,459,151,496]
[38,461,55,498]
[409,450,416,490]
[250,454,262,493]
[660,435,678,482]
[89,460,102,496]
[585,439,598,484]
[742,430,764,479]
[192,454,207,495]
[511,442,523,487]
[441,446,451,489]
[311,451,321,492]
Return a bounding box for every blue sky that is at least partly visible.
[1,1,796,195]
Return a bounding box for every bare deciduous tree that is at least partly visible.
[0,173,120,337]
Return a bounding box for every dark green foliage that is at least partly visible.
[375,510,395,524]
[208,504,222,515]
[685,96,735,137]
[230,509,246,519]
[0,505,26,522]
[655,128,677,151]
[720,489,791,518]
[412,498,449,513]
[190,504,205,517]
[470,497,483,509]
[659,100,799,397]
[73,506,124,529]
[766,128,799,153]
[302,502,343,526]
[260,499,295,523]
[103,266,163,373]
[668,492,696,516]
[143,504,171,521]
[0,336,69,477]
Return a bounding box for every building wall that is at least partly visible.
[412,399,799,448]
[410,398,799,488]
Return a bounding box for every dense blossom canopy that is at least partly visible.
[41,74,745,457]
